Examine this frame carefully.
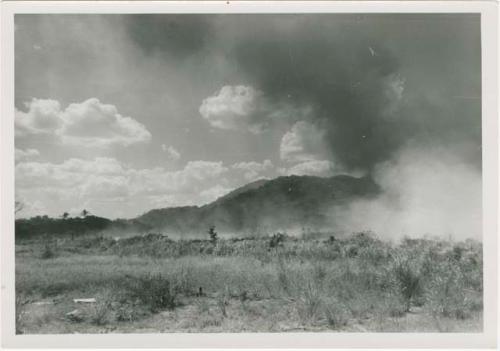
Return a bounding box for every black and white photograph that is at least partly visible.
[1,1,498,348]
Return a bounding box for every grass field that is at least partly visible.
[15,232,483,334]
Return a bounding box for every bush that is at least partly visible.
[214,240,234,256]
[296,281,322,322]
[269,233,286,249]
[123,273,177,312]
[208,226,218,244]
[323,298,349,329]
[381,292,407,317]
[424,261,477,319]
[216,287,230,317]
[312,262,327,284]
[90,297,112,325]
[40,243,56,259]
[391,255,423,311]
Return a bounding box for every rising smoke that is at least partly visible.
[125,14,483,239]
[220,15,482,239]
[330,144,482,240]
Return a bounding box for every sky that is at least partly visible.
[14,14,481,222]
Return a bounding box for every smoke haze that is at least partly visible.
[331,144,482,240]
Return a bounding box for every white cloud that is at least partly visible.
[161,144,181,161]
[15,99,62,136]
[280,121,328,163]
[199,85,316,134]
[15,148,40,162]
[199,85,266,133]
[15,157,125,193]
[15,98,151,147]
[59,98,151,147]
[284,160,334,177]
[15,157,231,218]
[231,159,274,181]
[80,174,130,199]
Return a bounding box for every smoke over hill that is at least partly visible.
[330,145,482,240]
[136,175,380,237]
[192,14,482,240]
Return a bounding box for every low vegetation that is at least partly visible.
[15,231,482,333]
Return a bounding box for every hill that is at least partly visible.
[136,174,379,235]
[15,175,380,238]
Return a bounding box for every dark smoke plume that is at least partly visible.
[124,14,482,239]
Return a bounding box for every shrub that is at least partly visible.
[123,273,177,312]
[312,262,327,284]
[326,235,336,244]
[323,298,349,329]
[424,261,476,319]
[172,265,195,295]
[214,240,234,256]
[269,233,286,249]
[90,297,112,325]
[296,281,322,323]
[195,297,210,314]
[381,292,407,317]
[208,226,218,244]
[391,255,423,311]
[40,243,56,259]
[216,287,230,317]
[115,304,145,322]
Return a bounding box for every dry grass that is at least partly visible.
[15,233,483,333]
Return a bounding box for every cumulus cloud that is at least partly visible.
[199,85,314,134]
[15,157,233,218]
[15,148,40,163]
[231,159,274,181]
[15,99,62,136]
[161,144,181,161]
[15,98,151,147]
[199,85,267,133]
[280,121,329,163]
[59,98,151,147]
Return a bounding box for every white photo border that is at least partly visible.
[1,1,497,348]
